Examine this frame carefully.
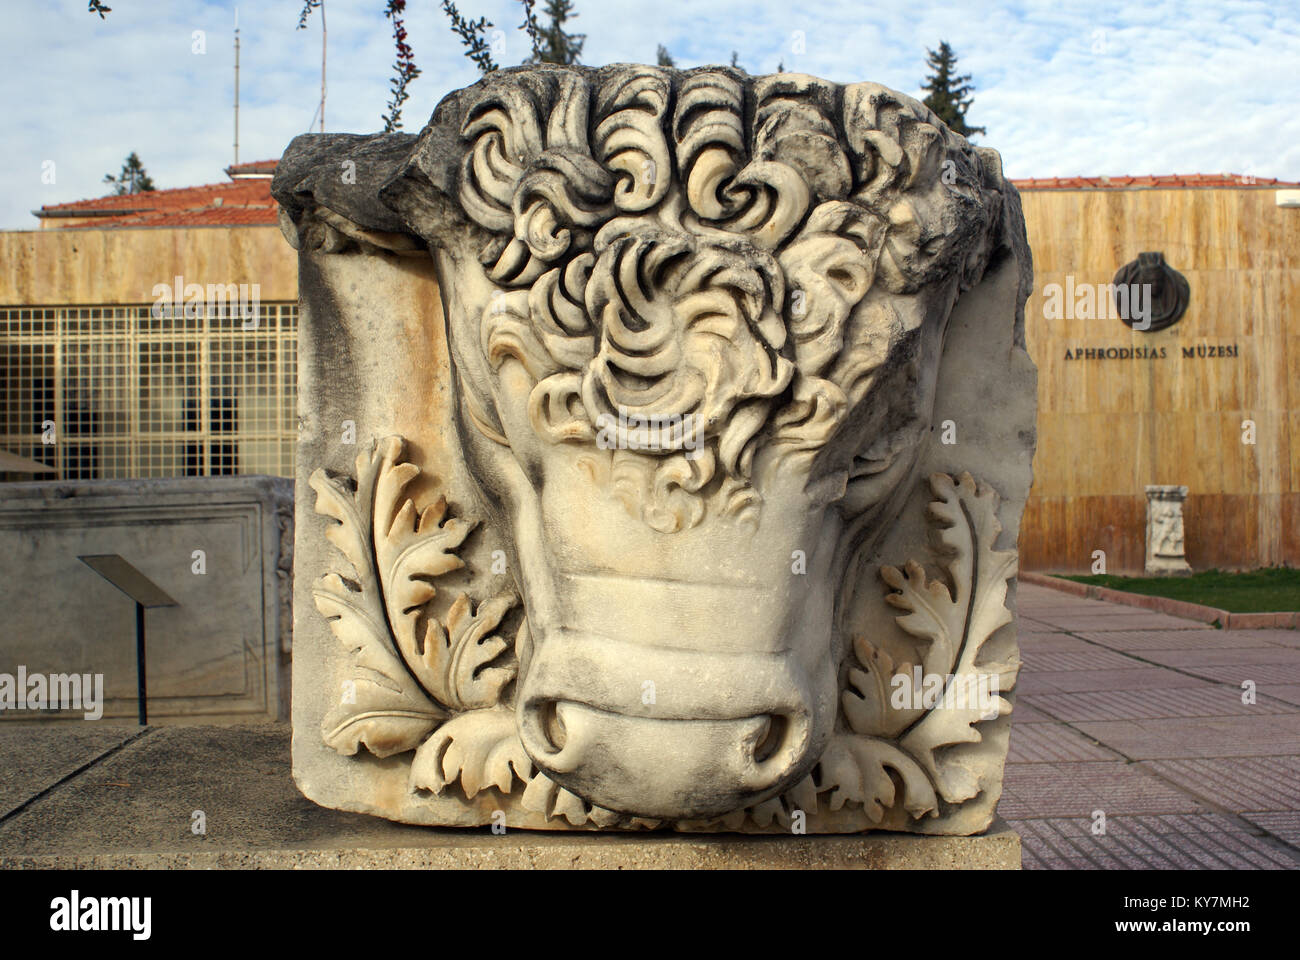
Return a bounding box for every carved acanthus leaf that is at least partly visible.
[410,707,533,798]
[310,450,445,758]
[883,472,1021,804]
[422,594,521,711]
[841,638,919,739]
[814,735,939,822]
[313,573,445,758]
[311,436,519,759]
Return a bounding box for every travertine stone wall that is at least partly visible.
[0,226,297,305]
[1018,186,1299,573]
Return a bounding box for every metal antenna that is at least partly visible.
[319,0,327,132]
[233,7,240,165]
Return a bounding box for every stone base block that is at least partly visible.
[0,725,1019,869]
[4,821,1020,870]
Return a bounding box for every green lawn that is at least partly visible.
[1059,568,1300,613]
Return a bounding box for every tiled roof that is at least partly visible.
[35,179,278,229]
[225,158,278,179]
[33,159,1296,229]
[1011,173,1300,191]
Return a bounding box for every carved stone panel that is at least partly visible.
[274,65,1037,834]
[0,476,292,722]
[1145,484,1193,576]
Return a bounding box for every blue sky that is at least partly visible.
[2,0,1297,229]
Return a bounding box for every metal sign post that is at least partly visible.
[78,555,178,725]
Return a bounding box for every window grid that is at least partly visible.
[0,304,297,480]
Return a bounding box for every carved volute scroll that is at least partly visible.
[274,65,1037,833]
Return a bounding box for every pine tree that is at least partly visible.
[920,41,985,138]
[531,0,584,65]
[103,152,155,195]
[656,44,674,67]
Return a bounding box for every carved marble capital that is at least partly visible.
[274,65,1038,833]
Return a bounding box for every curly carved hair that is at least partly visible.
[373,65,1018,531]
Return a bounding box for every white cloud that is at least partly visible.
[1,0,1296,229]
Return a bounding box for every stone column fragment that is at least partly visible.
[1145,485,1193,576]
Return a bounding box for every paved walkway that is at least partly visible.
[1005,582,1300,869]
[0,582,1297,868]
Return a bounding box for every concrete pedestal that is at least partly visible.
[3,824,1021,870]
[0,724,1019,869]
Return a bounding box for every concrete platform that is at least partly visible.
[0,723,1019,869]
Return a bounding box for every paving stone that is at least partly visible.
[1021,610,1140,625]
[1183,663,1300,686]
[1142,756,1300,811]
[1009,699,1059,723]
[999,761,1211,819]
[1017,840,1050,869]
[1009,815,1299,870]
[0,725,435,856]
[1009,583,1300,868]
[1019,637,1119,662]
[1019,648,1147,672]
[1018,667,1214,696]
[1020,602,1121,613]
[1018,632,1095,651]
[1007,723,1117,762]
[1074,716,1300,760]
[1025,687,1293,722]
[1055,614,1209,631]
[1138,647,1300,668]
[1239,812,1300,848]
[1261,685,1300,706]
[1078,630,1273,651]
[1017,614,1061,627]
[1019,603,1134,616]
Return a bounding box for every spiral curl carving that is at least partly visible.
[459,67,1012,529]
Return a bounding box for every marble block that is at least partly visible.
[273,65,1037,833]
[0,476,292,722]
[1145,484,1193,576]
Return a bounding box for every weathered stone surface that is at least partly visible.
[0,476,292,722]
[274,65,1037,833]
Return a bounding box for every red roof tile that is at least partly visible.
[1011,173,1300,191]
[225,158,279,178]
[36,179,278,229]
